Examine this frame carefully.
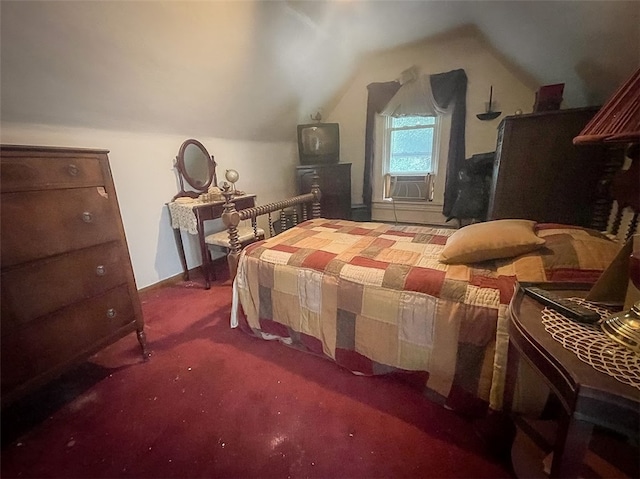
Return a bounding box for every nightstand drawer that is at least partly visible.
[1,242,130,332]
[1,187,121,267]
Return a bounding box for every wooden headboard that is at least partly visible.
[605,145,639,242]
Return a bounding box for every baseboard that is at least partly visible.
[138,266,203,294]
[138,255,230,294]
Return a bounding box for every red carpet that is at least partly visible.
[1,268,513,478]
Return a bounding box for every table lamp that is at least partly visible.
[574,67,640,353]
[600,233,640,354]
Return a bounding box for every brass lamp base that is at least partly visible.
[601,301,640,354]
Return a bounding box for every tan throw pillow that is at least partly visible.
[439,219,546,264]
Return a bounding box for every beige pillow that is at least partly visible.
[439,219,546,264]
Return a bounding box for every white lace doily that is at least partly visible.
[540,299,640,390]
[168,201,202,234]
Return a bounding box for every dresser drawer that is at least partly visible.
[1,242,130,332]
[1,285,136,395]
[1,187,121,267]
[0,155,105,192]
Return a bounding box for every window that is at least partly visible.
[370,77,451,223]
[386,115,438,175]
[380,114,440,202]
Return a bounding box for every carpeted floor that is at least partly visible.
[1,268,514,478]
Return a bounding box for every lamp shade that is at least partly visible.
[573,67,640,145]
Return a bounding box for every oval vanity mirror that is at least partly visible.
[174,139,217,199]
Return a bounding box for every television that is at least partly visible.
[297,122,340,165]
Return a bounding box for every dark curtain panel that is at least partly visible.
[363,81,401,210]
[430,69,468,219]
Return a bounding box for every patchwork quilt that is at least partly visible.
[232,219,620,412]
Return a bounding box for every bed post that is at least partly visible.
[222,177,323,281]
[221,184,242,280]
[311,173,321,219]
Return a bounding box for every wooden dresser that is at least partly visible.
[296,163,351,219]
[487,107,605,226]
[0,145,148,407]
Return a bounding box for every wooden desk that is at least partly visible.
[506,284,639,478]
[168,194,256,289]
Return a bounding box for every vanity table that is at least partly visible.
[170,139,260,288]
[168,194,257,289]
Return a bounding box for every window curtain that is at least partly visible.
[380,67,437,117]
[363,81,401,211]
[430,68,468,219]
[362,69,467,219]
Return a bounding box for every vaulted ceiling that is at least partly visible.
[1,1,638,142]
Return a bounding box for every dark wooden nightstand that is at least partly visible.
[506,283,639,478]
[296,163,351,220]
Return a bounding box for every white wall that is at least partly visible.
[0,32,559,287]
[1,123,298,289]
[325,30,537,224]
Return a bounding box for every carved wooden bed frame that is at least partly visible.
[219,155,637,419]
[220,152,638,281]
[222,154,640,280]
[221,175,322,279]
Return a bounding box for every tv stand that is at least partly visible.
[296,163,351,220]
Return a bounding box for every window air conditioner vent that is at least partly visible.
[384,174,434,202]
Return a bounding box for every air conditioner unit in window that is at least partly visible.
[384,174,434,202]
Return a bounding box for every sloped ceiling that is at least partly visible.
[1,0,638,142]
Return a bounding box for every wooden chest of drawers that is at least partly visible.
[1,145,148,407]
[486,108,604,226]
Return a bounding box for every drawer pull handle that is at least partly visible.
[82,212,93,223]
[68,164,79,176]
[106,308,117,319]
[96,265,106,276]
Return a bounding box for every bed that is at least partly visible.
[221,163,638,415]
